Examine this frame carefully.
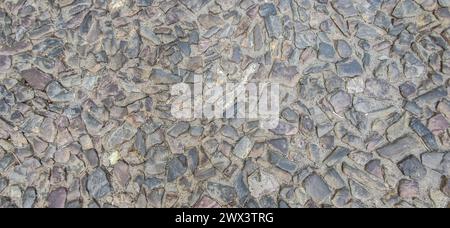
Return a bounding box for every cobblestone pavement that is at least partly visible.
[0,0,450,208]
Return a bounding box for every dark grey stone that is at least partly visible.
[398,156,427,180]
[87,168,112,199]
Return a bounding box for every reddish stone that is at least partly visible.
[398,179,419,198]
[428,114,449,135]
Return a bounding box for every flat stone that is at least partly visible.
[22,187,37,208]
[335,40,352,58]
[398,155,427,180]
[113,161,130,187]
[206,182,237,205]
[414,86,448,107]
[410,118,439,151]
[303,173,332,203]
[233,137,254,159]
[48,188,67,208]
[337,59,364,77]
[332,0,358,17]
[350,180,371,200]
[0,55,11,72]
[353,96,392,113]
[259,3,277,17]
[167,155,187,182]
[150,69,182,84]
[168,122,190,138]
[377,135,424,162]
[269,151,298,175]
[264,15,283,38]
[399,82,416,98]
[270,61,299,87]
[393,0,422,18]
[268,138,289,155]
[87,168,112,199]
[421,152,444,170]
[365,159,384,179]
[46,81,74,102]
[398,179,420,198]
[329,90,352,113]
[428,114,449,135]
[356,23,382,40]
[21,68,53,91]
[0,177,7,193]
[248,170,280,198]
[323,146,351,166]
[104,122,138,150]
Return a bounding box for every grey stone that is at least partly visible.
[335,40,352,58]
[330,90,351,113]
[377,135,424,161]
[264,16,283,38]
[398,156,427,180]
[46,81,74,102]
[0,177,8,193]
[48,188,67,208]
[303,173,332,203]
[318,42,336,61]
[206,182,237,205]
[269,151,298,175]
[350,180,371,200]
[233,137,254,159]
[270,61,299,87]
[421,152,444,170]
[167,155,187,182]
[22,187,37,208]
[393,0,422,18]
[104,122,137,150]
[410,118,439,151]
[399,82,416,98]
[337,59,364,77]
[268,138,289,155]
[365,159,384,179]
[150,69,182,84]
[332,0,358,18]
[259,3,277,17]
[0,55,11,72]
[168,122,190,138]
[87,168,112,199]
[323,146,351,166]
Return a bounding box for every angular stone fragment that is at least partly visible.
[398,156,427,180]
[0,55,11,72]
[414,87,448,107]
[150,69,182,84]
[393,0,422,18]
[428,114,449,135]
[421,152,444,170]
[233,137,254,159]
[167,155,187,182]
[264,15,283,38]
[104,122,137,150]
[335,40,352,58]
[206,182,237,205]
[410,118,439,151]
[329,91,351,113]
[168,122,190,138]
[332,0,358,17]
[87,168,112,199]
[377,135,424,162]
[323,146,350,166]
[365,160,384,179]
[46,81,75,102]
[48,188,67,208]
[270,61,299,87]
[259,3,277,17]
[398,179,420,198]
[342,163,387,191]
[248,170,280,198]
[303,173,332,203]
[336,59,364,77]
[268,138,289,155]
